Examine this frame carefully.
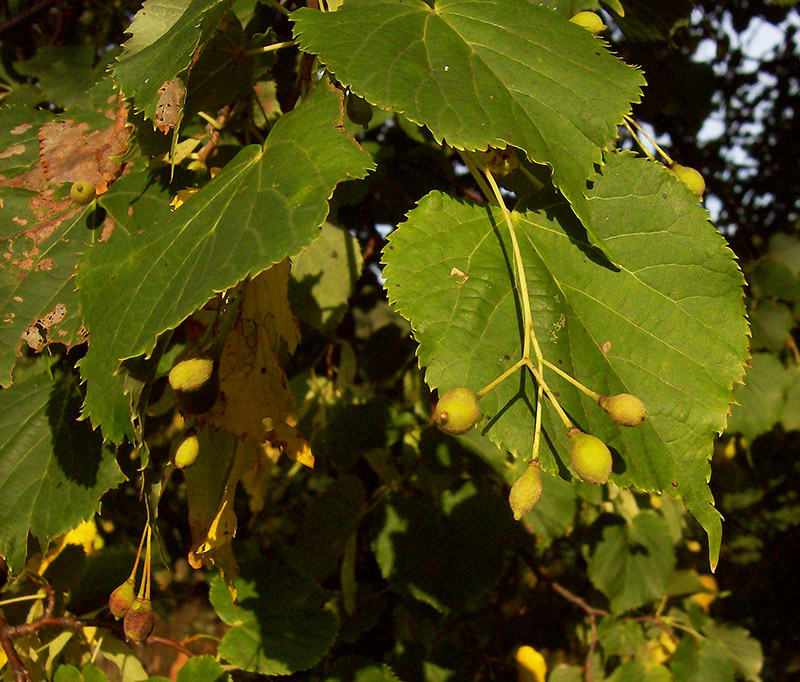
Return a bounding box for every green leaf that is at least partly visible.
[90,635,149,682]
[112,0,232,121]
[120,0,193,57]
[15,46,99,110]
[726,352,789,441]
[606,661,646,682]
[175,656,232,682]
[372,488,514,613]
[54,665,109,682]
[183,13,255,119]
[665,569,710,598]
[0,203,101,389]
[671,636,735,682]
[643,666,672,682]
[289,222,364,332]
[293,0,644,246]
[0,366,124,573]
[749,301,794,352]
[748,258,800,302]
[291,475,367,581]
[548,665,583,682]
[209,564,340,675]
[596,617,646,658]
[77,81,373,441]
[0,105,54,180]
[767,232,800,276]
[584,511,676,613]
[383,152,748,566]
[702,623,763,682]
[324,657,403,682]
[72,169,175,442]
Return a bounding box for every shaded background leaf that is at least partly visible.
[209,564,339,675]
[584,511,677,613]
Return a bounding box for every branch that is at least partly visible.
[1,592,197,662]
[551,582,607,682]
[0,610,31,682]
[0,0,61,38]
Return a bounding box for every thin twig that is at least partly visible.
[147,635,196,658]
[197,106,231,164]
[551,582,607,682]
[551,582,607,617]
[0,0,60,38]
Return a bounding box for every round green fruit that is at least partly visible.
[346,93,374,129]
[599,393,647,427]
[169,357,219,415]
[169,357,214,392]
[123,597,154,643]
[70,181,96,205]
[434,387,480,435]
[174,433,200,469]
[669,162,705,198]
[568,429,612,485]
[108,577,135,619]
[509,462,543,521]
[570,11,606,34]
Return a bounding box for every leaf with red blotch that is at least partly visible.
[0,80,130,388]
[39,94,129,193]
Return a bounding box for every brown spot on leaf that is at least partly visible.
[22,324,47,351]
[0,144,26,159]
[155,79,185,134]
[41,303,66,327]
[39,95,129,191]
[11,124,32,135]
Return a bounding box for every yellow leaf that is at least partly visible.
[691,574,718,611]
[170,188,198,209]
[211,261,301,442]
[239,443,281,514]
[265,418,315,468]
[516,645,547,682]
[37,519,103,573]
[186,437,258,597]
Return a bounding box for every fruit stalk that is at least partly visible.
[541,358,602,402]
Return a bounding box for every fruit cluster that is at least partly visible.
[164,355,221,470]
[433,150,656,524]
[432,384,646,520]
[109,525,155,643]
